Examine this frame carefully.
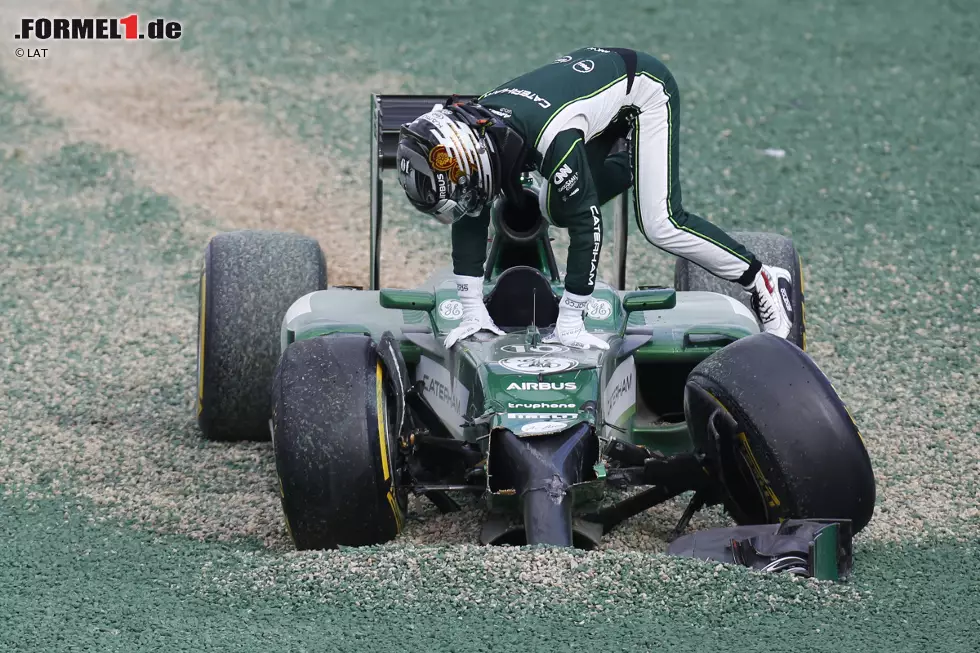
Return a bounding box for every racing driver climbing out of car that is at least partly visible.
[396,47,795,350]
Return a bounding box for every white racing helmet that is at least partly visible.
[396,103,500,224]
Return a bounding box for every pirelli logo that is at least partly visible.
[14,15,182,41]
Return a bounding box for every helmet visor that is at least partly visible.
[431,199,465,225]
[431,184,485,225]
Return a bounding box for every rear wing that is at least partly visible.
[369,94,629,290]
[370,95,476,289]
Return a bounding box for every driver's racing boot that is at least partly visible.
[742,265,793,339]
[544,291,610,350]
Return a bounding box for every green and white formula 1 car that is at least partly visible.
[194,95,875,550]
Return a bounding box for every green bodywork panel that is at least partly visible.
[280,251,759,511]
[281,266,758,441]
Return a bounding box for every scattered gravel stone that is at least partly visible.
[197,544,864,619]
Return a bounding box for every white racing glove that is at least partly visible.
[443,275,504,349]
[544,290,610,350]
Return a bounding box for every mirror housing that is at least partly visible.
[379,288,436,312]
[622,288,677,313]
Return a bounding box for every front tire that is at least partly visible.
[271,334,405,550]
[674,231,807,350]
[684,333,875,533]
[196,230,327,441]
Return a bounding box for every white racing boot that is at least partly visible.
[443,275,504,348]
[743,265,794,339]
[544,291,610,350]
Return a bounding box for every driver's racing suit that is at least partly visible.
[452,47,763,297]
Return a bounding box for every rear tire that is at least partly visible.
[196,230,327,441]
[271,334,405,550]
[684,333,875,533]
[674,231,807,350]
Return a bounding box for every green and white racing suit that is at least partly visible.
[452,47,761,296]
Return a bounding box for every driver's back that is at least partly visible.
[478,47,635,157]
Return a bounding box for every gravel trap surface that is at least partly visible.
[1,0,978,649]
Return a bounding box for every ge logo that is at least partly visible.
[573,60,595,74]
[586,298,613,320]
[438,299,464,320]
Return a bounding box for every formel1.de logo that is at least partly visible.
[15,15,182,41]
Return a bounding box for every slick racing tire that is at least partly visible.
[196,230,327,441]
[674,231,807,350]
[271,334,406,550]
[684,333,875,533]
